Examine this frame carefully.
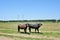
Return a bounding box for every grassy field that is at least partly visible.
[0,22,60,40]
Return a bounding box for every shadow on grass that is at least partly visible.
[19,32,30,35]
[31,32,43,34]
[18,32,43,35]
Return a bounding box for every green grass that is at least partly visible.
[0,33,55,40]
[0,22,60,40]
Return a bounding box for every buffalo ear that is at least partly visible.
[25,24,27,26]
[25,24,28,27]
[41,24,42,25]
[39,23,42,26]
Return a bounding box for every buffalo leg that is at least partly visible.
[37,28,39,33]
[18,28,20,32]
[18,26,20,32]
[35,29,36,32]
[24,28,26,33]
[29,28,31,33]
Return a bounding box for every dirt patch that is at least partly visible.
[0,36,15,40]
[0,32,60,40]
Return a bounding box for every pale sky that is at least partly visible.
[0,0,60,20]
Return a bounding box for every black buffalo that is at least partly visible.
[18,24,27,33]
[27,23,42,33]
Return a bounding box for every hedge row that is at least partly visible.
[0,19,60,22]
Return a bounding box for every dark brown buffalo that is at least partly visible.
[18,24,27,33]
[27,23,42,33]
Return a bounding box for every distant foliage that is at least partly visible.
[58,20,60,22]
[0,19,58,22]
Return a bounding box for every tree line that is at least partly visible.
[0,19,60,22]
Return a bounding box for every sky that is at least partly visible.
[0,0,60,20]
